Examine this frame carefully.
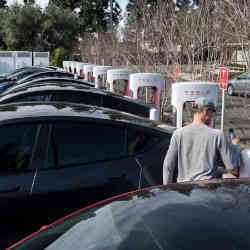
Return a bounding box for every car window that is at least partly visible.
[127,128,161,155]
[0,123,38,172]
[55,73,73,78]
[52,91,101,106]
[102,95,149,118]
[6,93,50,103]
[13,71,35,80]
[239,72,248,79]
[47,121,126,168]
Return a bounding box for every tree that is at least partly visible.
[24,0,35,4]
[0,8,7,49]
[4,4,43,51]
[48,0,78,11]
[78,0,122,34]
[0,0,7,8]
[42,3,80,54]
[50,47,69,66]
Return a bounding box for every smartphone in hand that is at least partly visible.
[229,128,235,140]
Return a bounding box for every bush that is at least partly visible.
[50,48,69,67]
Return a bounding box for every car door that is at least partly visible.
[0,122,40,234]
[31,119,141,223]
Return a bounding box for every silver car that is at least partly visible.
[227,72,250,96]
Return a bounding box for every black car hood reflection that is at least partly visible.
[13,179,250,250]
[0,102,166,131]
[0,82,154,108]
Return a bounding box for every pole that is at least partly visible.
[221,89,225,131]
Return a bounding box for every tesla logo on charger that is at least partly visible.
[219,67,228,90]
[184,90,211,96]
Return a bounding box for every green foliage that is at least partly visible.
[0,8,7,49]
[42,3,80,52]
[79,0,122,33]
[50,47,69,67]
[0,0,7,8]
[4,4,43,50]
[23,0,35,4]
[48,0,78,11]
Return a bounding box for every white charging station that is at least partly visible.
[129,73,163,121]
[63,61,70,72]
[83,64,96,82]
[70,61,78,74]
[172,81,218,128]
[107,69,132,93]
[77,62,90,77]
[93,66,112,89]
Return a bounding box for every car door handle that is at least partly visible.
[0,186,22,194]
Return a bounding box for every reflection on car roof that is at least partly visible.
[0,102,170,132]
[0,82,154,108]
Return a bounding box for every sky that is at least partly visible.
[7,0,129,11]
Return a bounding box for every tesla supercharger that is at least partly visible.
[93,66,113,89]
[129,73,163,121]
[83,64,96,82]
[0,51,16,74]
[76,62,89,78]
[63,61,70,72]
[107,69,132,94]
[70,61,78,75]
[172,81,218,129]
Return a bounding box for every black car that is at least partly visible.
[15,71,74,85]
[2,77,94,94]
[0,82,154,119]
[0,102,173,248]
[7,178,250,250]
[0,67,53,92]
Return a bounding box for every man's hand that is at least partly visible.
[231,137,239,145]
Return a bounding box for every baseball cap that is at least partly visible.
[192,97,216,112]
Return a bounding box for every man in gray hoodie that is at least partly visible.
[163,97,237,184]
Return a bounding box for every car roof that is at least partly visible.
[0,82,154,109]
[16,71,74,83]
[0,102,173,132]
[9,178,250,250]
[2,77,94,94]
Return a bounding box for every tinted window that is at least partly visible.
[102,96,149,118]
[55,73,73,78]
[12,71,35,81]
[52,91,101,106]
[48,122,126,168]
[127,128,161,155]
[0,123,38,171]
[7,93,50,103]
